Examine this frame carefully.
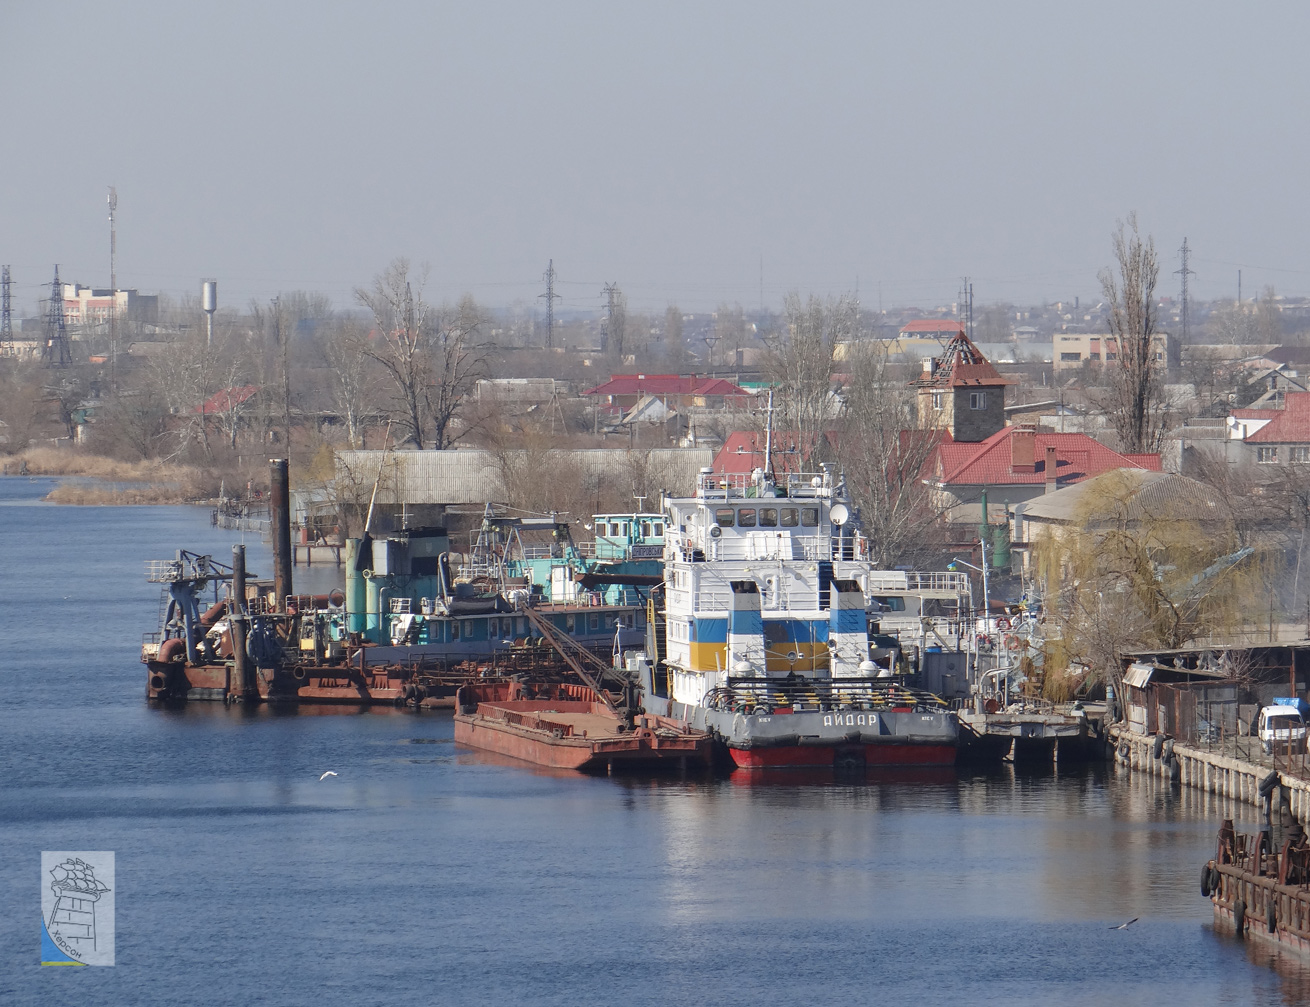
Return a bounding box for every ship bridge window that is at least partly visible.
[609,522,622,537]
[738,508,756,527]
[715,508,735,527]
[759,508,778,527]
[873,596,907,612]
[780,508,799,527]
[641,521,652,538]
[801,507,819,527]
[654,522,664,536]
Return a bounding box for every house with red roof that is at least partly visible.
[195,385,259,415]
[925,424,1162,522]
[583,374,751,417]
[1226,391,1310,466]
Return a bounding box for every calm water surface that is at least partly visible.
[1,475,1307,1005]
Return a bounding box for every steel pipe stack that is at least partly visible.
[270,458,293,610]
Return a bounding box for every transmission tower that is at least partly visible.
[43,265,71,368]
[1,266,12,358]
[538,259,561,348]
[602,281,619,354]
[1176,238,1195,342]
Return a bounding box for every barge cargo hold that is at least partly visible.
[454,681,710,772]
[1204,815,1310,956]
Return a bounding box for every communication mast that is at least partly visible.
[1176,238,1195,342]
[44,265,71,368]
[1,266,12,357]
[538,259,561,348]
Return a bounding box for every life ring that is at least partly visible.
[996,617,1011,632]
[1004,634,1021,651]
[292,666,308,682]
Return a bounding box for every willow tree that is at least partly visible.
[1099,214,1166,454]
[1032,470,1273,697]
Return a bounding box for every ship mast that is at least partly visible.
[764,388,774,480]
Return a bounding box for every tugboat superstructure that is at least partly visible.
[643,464,958,769]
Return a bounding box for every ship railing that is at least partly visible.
[704,678,949,714]
[476,702,579,737]
[144,559,184,583]
[866,571,971,594]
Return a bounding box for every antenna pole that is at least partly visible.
[764,388,774,478]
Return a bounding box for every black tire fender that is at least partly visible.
[1152,734,1166,759]
[1209,865,1222,894]
[1201,863,1214,897]
[1259,770,1280,798]
[1234,899,1247,938]
[1268,900,1278,934]
[1162,738,1175,763]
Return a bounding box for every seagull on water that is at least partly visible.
[1109,917,1140,930]
[319,771,338,781]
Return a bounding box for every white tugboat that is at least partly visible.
[637,464,959,770]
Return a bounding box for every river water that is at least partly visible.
[1,475,1308,1005]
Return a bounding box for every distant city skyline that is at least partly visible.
[4,1,1309,316]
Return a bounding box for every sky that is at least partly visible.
[3,0,1310,318]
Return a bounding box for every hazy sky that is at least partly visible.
[4,1,1309,317]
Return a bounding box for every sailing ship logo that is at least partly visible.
[41,852,114,966]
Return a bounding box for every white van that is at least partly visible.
[1258,705,1308,754]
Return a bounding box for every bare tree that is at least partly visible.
[839,342,945,567]
[355,259,434,448]
[321,318,379,448]
[1098,214,1165,454]
[764,293,854,458]
[430,294,492,449]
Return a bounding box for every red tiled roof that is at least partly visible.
[1246,392,1310,443]
[1231,407,1277,420]
[929,426,1161,487]
[911,332,1007,389]
[582,373,749,398]
[196,385,258,415]
[900,319,967,335]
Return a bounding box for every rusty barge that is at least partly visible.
[455,681,710,772]
[1204,805,1310,955]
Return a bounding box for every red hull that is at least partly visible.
[729,743,957,769]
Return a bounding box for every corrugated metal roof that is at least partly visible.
[336,448,715,505]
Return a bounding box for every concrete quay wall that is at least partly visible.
[1110,726,1310,819]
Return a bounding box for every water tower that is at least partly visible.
[201,279,217,348]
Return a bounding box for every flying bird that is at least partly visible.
[319,771,338,781]
[1109,917,1140,930]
